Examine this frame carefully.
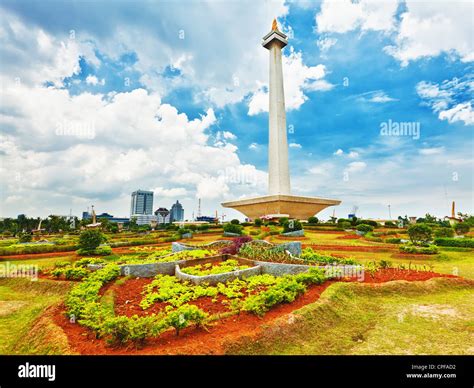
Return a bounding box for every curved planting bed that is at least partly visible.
[56,238,461,353]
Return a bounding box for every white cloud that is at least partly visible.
[85,75,105,86]
[385,0,474,65]
[0,10,97,87]
[356,90,398,103]
[439,103,474,125]
[248,48,330,115]
[345,161,367,173]
[248,143,259,150]
[416,77,474,125]
[419,147,444,155]
[316,0,399,34]
[289,143,302,149]
[315,1,473,67]
[153,187,188,197]
[317,36,338,52]
[334,148,344,156]
[348,151,359,158]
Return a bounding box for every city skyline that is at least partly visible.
[1,1,472,221]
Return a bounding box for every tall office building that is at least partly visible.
[170,200,184,222]
[130,190,155,225]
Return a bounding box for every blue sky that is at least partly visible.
[0,0,472,220]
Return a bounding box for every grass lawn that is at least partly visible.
[0,278,72,354]
[226,277,474,355]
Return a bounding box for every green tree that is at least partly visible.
[307,216,318,224]
[407,223,432,245]
[230,219,240,225]
[254,218,263,227]
[78,229,107,251]
[454,223,470,235]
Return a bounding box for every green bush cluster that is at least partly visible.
[434,237,474,248]
[434,227,454,238]
[282,219,303,233]
[399,243,438,254]
[356,224,374,233]
[223,223,243,235]
[385,238,402,244]
[242,268,325,316]
[300,248,356,265]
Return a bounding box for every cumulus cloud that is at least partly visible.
[0,15,266,217]
[316,0,399,34]
[385,0,474,65]
[248,48,331,115]
[315,0,473,66]
[416,76,474,125]
[85,75,105,86]
[289,143,302,149]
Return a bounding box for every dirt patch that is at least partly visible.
[0,300,28,317]
[409,304,460,320]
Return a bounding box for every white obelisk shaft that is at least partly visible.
[265,32,290,195]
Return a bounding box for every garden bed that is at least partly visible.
[54,268,460,354]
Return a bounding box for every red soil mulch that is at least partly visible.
[336,234,363,240]
[303,244,397,252]
[53,268,460,355]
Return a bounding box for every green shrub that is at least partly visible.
[454,223,470,235]
[63,267,89,280]
[223,223,242,235]
[282,219,302,233]
[254,219,263,227]
[78,229,107,251]
[356,224,373,233]
[407,223,432,245]
[339,221,352,230]
[399,243,438,254]
[77,245,112,256]
[307,216,318,224]
[74,257,105,267]
[384,221,397,228]
[300,248,356,265]
[434,237,474,248]
[385,238,401,244]
[101,314,167,346]
[18,232,32,243]
[243,277,306,316]
[230,219,240,225]
[165,304,208,336]
[357,220,379,227]
[434,227,454,238]
[378,260,392,269]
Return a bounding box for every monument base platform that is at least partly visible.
[221,194,341,220]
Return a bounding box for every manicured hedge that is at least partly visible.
[0,244,77,256]
[434,238,474,248]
